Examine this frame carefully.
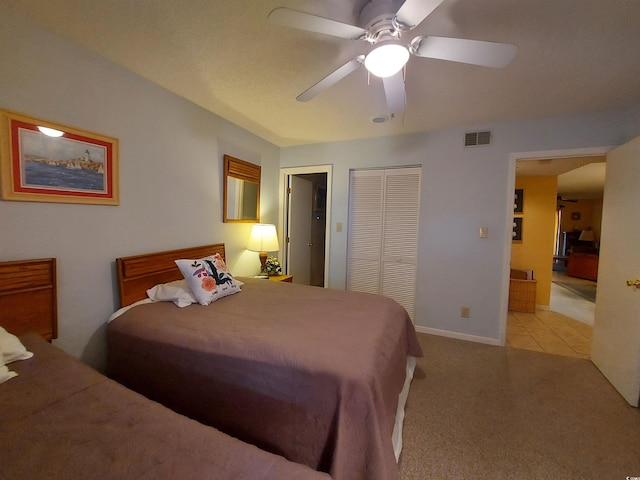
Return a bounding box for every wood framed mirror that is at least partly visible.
[223,154,261,223]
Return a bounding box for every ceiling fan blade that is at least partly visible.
[395,0,444,29]
[297,57,364,102]
[382,71,406,115]
[411,36,517,68]
[268,7,367,40]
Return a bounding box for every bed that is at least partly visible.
[0,257,330,480]
[107,243,423,480]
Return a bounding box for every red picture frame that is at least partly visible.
[0,110,119,205]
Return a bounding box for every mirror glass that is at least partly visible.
[226,177,259,220]
[223,155,261,223]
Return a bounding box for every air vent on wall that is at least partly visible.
[464,130,492,147]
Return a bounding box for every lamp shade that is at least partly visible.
[578,229,595,242]
[247,224,280,252]
[364,41,410,78]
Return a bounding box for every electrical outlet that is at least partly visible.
[460,306,470,318]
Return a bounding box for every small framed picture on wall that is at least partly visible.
[514,189,524,213]
[512,217,523,242]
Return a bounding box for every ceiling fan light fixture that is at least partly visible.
[364,42,409,78]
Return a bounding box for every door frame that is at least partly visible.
[503,146,614,344]
[279,165,332,288]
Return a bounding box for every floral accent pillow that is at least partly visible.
[175,253,241,306]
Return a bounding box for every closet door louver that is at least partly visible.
[347,167,421,322]
[380,169,420,321]
[346,170,384,294]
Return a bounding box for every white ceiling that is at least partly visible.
[516,155,607,199]
[6,0,640,147]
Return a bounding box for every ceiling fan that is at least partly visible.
[268,0,517,115]
[557,195,579,205]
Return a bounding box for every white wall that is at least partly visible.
[0,5,280,369]
[280,108,640,344]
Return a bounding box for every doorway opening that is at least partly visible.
[280,165,332,287]
[505,146,610,356]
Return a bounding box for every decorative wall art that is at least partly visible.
[0,110,119,205]
[512,217,523,242]
[514,188,524,213]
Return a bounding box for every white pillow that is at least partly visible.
[147,279,197,307]
[0,342,18,383]
[0,364,18,384]
[175,253,241,306]
[0,327,33,365]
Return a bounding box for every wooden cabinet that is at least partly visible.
[567,253,599,281]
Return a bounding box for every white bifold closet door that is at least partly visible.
[347,167,421,322]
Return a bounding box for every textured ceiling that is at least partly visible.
[517,156,607,199]
[6,0,640,147]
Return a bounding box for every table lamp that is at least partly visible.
[578,229,595,243]
[247,224,280,277]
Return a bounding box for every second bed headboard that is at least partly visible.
[116,243,226,308]
[0,258,57,340]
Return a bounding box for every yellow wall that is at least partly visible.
[558,198,603,248]
[511,176,558,307]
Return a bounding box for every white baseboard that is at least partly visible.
[414,325,503,347]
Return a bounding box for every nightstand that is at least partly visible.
[268,275,293,283]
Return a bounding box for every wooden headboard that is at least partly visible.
[116,243,226,308]
[0,258,58,340]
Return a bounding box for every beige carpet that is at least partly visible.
[399,333,640,480]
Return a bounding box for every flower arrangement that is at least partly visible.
[264,256,282,276]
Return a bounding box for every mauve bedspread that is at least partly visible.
[0,333,330,480]
[108,278,423,480]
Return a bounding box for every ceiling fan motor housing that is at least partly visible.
[360,0,405,43]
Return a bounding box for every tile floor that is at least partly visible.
[506,272,595,359]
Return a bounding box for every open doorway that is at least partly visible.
[280,166,332,287]
[506,148,608,358]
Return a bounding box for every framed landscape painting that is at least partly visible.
[0,110,119,205]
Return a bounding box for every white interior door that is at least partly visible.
[591,135,640,407]
[287,175,313,285]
